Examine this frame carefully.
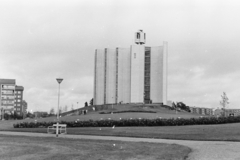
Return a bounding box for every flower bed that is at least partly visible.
[13,116,240,128]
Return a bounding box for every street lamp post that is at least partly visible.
[111,97,113,114]
[111,103,113,114]
[56,78,63,137]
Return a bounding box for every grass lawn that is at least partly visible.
[19,111,203,123]
[0,134,191,160]
[2,120,240,141]
[67,122,240,141]
[0,104,235,142]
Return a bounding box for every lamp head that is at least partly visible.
[56,78,63,84]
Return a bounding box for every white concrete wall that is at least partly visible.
[94,42,167,105]
[93,50,97,105]
[117,48,131,104]
[150,43,168,104]
[150,46,163,103]
[130,45,145,103]
[163,41,168,104]
[94,49,105,105]
[106,49,116,104]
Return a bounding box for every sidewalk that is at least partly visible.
[0,131,240,160]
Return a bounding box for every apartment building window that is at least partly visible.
[1,85,15,89]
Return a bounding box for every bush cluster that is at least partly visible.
[13,116,240,128]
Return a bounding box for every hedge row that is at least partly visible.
[13,116,240,128]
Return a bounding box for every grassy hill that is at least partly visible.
[4,104,240,142]
[23,103,205,123]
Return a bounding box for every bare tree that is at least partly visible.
[64,105,68,112]
[49,107,55,115]
[220,92,229,117]
[59,106,62,114]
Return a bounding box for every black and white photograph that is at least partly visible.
[0,0,240,159]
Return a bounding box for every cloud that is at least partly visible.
[1,0,240,111]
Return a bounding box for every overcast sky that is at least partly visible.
[1,0,240,112]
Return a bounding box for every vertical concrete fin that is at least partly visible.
[163,41,168,105]
[93,49,97,105]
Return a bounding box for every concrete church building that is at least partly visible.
[93,30,168,105]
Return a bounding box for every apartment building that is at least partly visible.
[0,79,27,119]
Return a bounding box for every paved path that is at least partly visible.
[0,131,240,160]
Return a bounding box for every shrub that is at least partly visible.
[13,116,240,128]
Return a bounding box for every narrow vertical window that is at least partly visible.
[144,47,151,104]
